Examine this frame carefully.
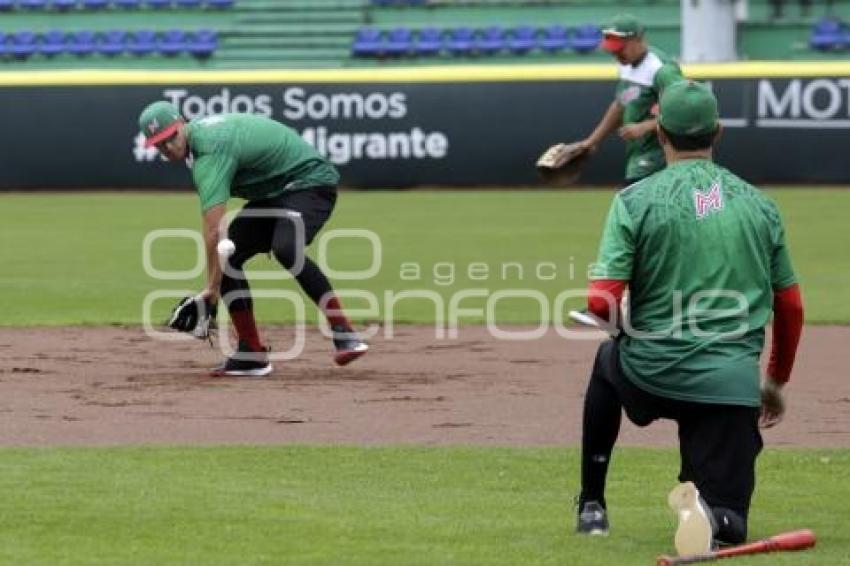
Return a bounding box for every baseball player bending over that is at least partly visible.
[575,82,804,554]
[139,102,368,377]
[540,14,683,185]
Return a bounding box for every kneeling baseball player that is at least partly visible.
[138,101,368,377]
[575,82,804,554]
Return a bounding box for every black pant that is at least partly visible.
[581,340,762,539]
[220,186,337,314]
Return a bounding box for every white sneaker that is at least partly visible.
[668,482,716,556]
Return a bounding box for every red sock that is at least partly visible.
[323,295,352,331]
[230,309,263,352]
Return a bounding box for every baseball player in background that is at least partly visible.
[574,82,804,555]
[539,14,683,185]
[138,101,368,377]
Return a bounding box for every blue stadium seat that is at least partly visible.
[446,27,475,55]
[176,0,202,6]
[571,24,601,54]
[414,27,442,56]
[97,29,127,56]
[540,25,570,52]
[20,0,48,9]
[146,0,171,7]
[0,0,13,12]
[205,0,234,8]
[114,0,141,7]
[475,26,506,55]
[127,29,156,55]
[0,32,6,56]
[82,0,109,8]
[809,18,843,51]
[158,29,187,55]
[507,26,536,54]
[187,28,217,58]
[11,30,38,59]
[385,27,413,56]
[50,0,77,10]
[67,30,96,55]
[352,27,383,57]
[39,29,67,56]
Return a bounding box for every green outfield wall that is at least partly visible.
[1,61,849,189]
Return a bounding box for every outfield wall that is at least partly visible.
[1,62,849,189]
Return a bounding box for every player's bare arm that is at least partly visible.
[581,100,624,151]
[619,118,657,141]
[200,203,227,303]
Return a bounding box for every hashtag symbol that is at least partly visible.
[132,133,160,162]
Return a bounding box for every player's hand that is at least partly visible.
[576,139,598,154]
[618,123,650,141]
[199,287,219,306]
[759,376,786,428]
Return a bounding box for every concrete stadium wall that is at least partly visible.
[1,61,849,189]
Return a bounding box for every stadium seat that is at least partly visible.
[187,28,217,58]
[205,0,234,8]
[0,0,12,12]
[352,27,383,57]
[20,0,49,9]
[50,0,77,10]
[82,0,109,9]
[507,26,536,54]
[446,27,475,55]
[540,25,570,53]
[114,0,142,7]
[158,29,187,56]
[414,27,442,56]
[20,0,48,9]
[176,0,202,6]
[146,0,171,7]
[127,29,156,55]
[571,24,601,54]
[385,27,413,57]
[475,26,506,55]
[11,31,38,59]
[809,18,843,51]
[0,32,6,57]
[98,30,127,56]
[67,30,96,55]
[39,29,67,56]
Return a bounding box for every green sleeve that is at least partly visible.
[771,221,798,290]
[590,194,635,280]
[654,63,684,93]
[192,154,237,211]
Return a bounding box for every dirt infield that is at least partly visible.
[0,325,847,448]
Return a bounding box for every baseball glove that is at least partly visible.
[536,142,591,185]
[167,295,217,340]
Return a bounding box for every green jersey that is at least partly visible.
[186,113,340,211]
[615,47,683,180]
[590,160,797,406]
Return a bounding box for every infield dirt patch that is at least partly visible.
[0,325,847,448]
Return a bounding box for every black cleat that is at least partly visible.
[577,500,609,536]
[210,341,272,377]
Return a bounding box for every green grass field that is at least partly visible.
[0,189,846,565]
[0,446,846,565]
[0,189,848,325]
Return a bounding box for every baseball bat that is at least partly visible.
[656,529,816,565]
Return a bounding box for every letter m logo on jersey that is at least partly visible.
[694,181,724,219]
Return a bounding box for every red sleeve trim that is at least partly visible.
[587,279,628,323]
[767,283,804,384]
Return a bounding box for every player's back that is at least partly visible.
[617,159,791,405]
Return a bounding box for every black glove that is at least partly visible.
[167,295,217,340]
